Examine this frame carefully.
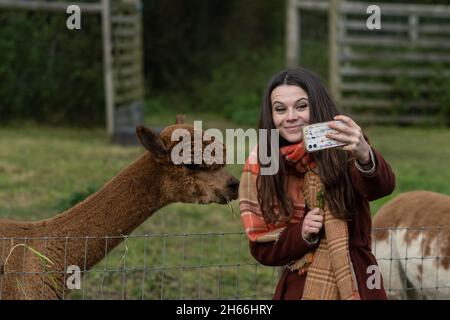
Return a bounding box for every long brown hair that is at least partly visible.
[256,68,357,224]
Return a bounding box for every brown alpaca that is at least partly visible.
[0,124,239,300]
[372,191,450,299]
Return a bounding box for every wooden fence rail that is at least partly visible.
[0,0,101,12]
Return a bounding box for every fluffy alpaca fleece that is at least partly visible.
[372,191,450,299]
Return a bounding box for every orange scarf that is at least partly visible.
[239,141,313,242]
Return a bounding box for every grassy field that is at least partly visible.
[1,112,449,299]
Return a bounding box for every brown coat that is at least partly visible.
[249,147,396,300]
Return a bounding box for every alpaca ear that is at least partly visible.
[175,114,186,124]
[136,126,167,158]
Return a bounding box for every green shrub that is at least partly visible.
[0,10,104,126]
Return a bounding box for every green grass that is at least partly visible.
[0,125,141,219]
[1,113,449,299]
[362,125,450,212]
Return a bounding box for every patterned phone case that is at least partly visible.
[302,121,347,153]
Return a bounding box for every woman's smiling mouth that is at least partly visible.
[284,125,302,133]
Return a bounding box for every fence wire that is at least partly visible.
[0,232,277,300]
[372,226,449,300]
[0,227,448,300]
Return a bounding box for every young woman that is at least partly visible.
[239,67,396,300]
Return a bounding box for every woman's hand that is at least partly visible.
[301,207,324,241]
[326,115,371,164]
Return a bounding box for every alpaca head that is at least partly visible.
[136,124,239,205]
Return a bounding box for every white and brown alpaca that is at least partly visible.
[0,124,239,300]
[372,191,450,299]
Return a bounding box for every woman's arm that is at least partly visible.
[249,221,319,266]
[350,146,396,201]
[326,114,396,201]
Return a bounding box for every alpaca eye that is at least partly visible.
[185,163,200,171]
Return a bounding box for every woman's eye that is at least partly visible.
[274,106,286,112]
[297,104,307,110]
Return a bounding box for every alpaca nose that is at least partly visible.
[227,177,240,189]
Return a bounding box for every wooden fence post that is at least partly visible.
[101,0,114,141]
[329,0,342,106]
[409,14,419,42]
[286,0,299,67]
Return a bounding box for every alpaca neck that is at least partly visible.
[42,152,170,269]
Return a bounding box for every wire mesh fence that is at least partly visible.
[372,226,449,300]
[0,232,277,300]
[0,226,448,300]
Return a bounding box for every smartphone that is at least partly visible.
[302,120,347,153]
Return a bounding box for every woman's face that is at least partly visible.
[271,85,310,143]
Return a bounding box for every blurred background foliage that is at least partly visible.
[0,0,449,127]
